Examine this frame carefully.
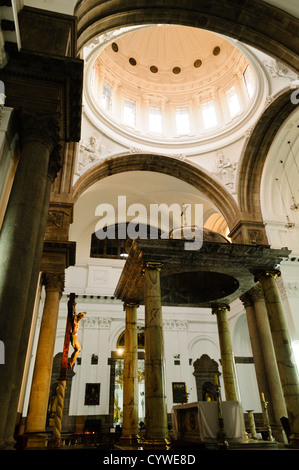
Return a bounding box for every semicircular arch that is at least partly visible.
[238,89,296,221]
[75,0,299,73]
[72,153,241,232]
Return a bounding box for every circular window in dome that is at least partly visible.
[172,66,181,74]
[194,59,202,68]
[150,65,158,73]
[129,57,137,66]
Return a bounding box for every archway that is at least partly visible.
[72,153,241,236]
[238,89,297,223]
[75,0,299,73]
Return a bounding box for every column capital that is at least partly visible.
[254,269,281,283]
[19,111,61,152]
[239,292,253,308]
[42,272,65,296]
[211,305,230,315]
[240,284,264,307]
[123,302,139,310]
[249,284,264,303]
[142,261,163,272]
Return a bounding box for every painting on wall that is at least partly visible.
[85,383,100,405]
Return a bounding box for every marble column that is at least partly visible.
[25,272,65,447]
[3,148,60,447]
[240,291,271,408]
[256,270,299,448]
[241,287,287,442]
[121,302,139,443]
[143,262,168,444]
[0,112,60,446]
[212,305,240,401]
[250,284,287,442]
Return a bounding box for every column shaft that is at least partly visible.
[25,273,64,446]
[143,263,168,443]
[212,306,239,401]
[251,287,287,417]
[3,172,54,446]
[241,287,287,442]
[240,292,274,419]
[122,303,139,441]
[258,271,299,446]
[0,114,60,445]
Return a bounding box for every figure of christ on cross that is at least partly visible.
[69,303,87,369]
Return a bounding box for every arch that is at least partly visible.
[238,89,296,221]
[72,153,241,233]
[75,0,299,73]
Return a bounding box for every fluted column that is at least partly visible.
[143,262,168,445]
[0,112,60,446]
[256,270,299,448]
[212,305,240,401]
[121,302,139,443]
[25,272,65,447]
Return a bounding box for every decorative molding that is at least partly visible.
[163,319,188,330]
[47,210,69,229]
[83,316,112,329]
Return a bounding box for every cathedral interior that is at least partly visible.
[0,0,299,454]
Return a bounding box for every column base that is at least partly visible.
[120,434,140,444]
[25,432,47,448]
[288,434,299,449]
[141,437,171,449]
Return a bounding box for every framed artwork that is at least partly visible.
[85,383,100,405]
[172,382,187,404]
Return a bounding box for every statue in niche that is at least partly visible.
[69,303,87,369]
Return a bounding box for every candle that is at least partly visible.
[261,393,265,402]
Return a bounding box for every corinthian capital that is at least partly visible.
[42,272,65,296]
[19,111,61,152]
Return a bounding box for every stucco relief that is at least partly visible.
[77,134,111,173]
[212,151,237,191]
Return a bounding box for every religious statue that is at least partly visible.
[69,303,87,369]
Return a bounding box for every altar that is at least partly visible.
[172,401,246,445]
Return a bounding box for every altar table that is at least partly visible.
[172,401,246,444]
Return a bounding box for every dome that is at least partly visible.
[87,25,259,148]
